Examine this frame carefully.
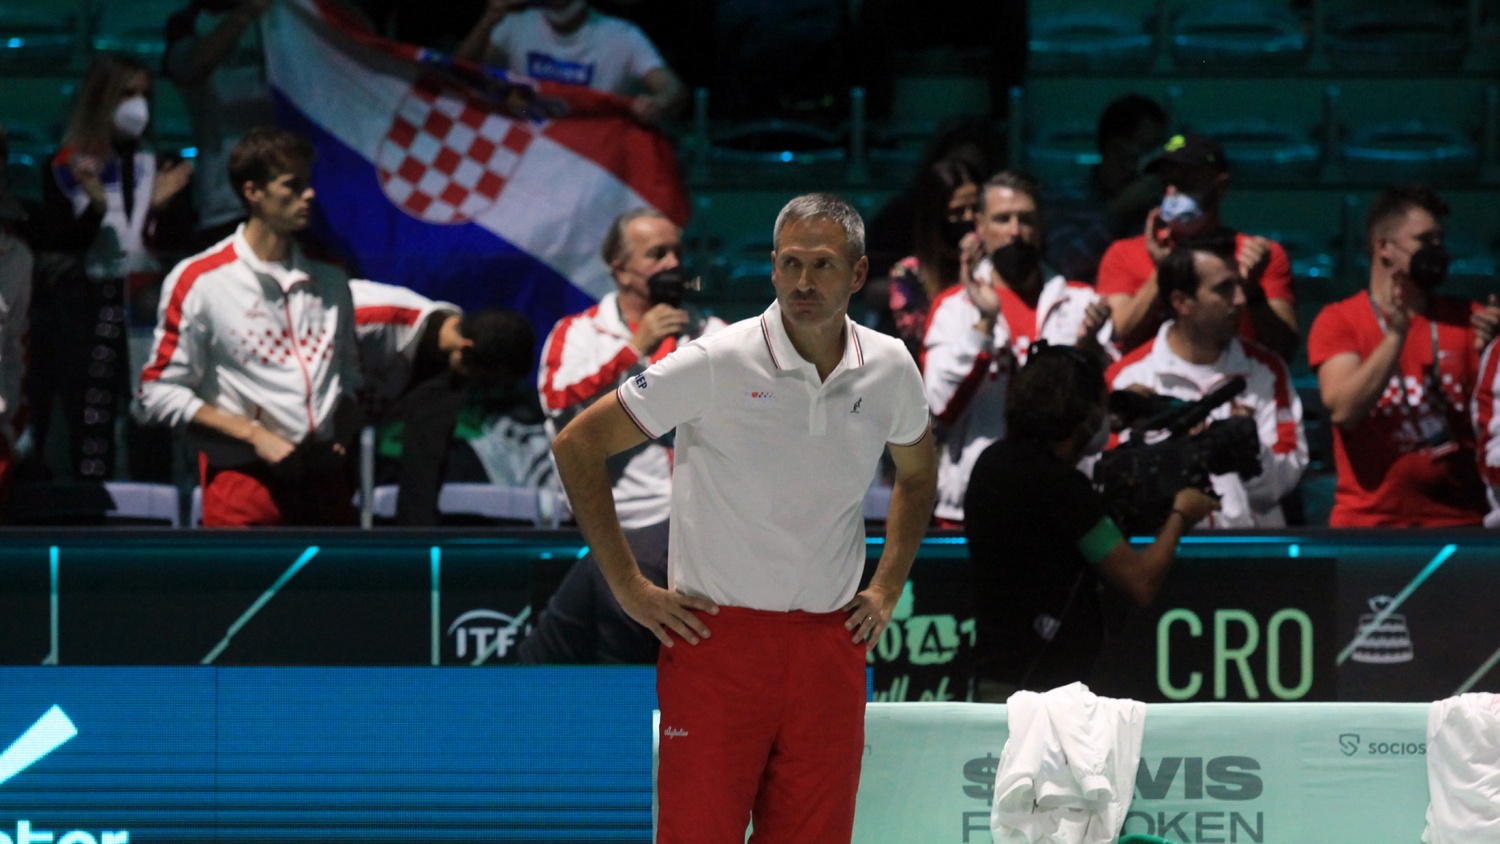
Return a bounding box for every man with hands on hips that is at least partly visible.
[922,170,1113,526]
[551,194,937,844]
[454,0,685,124]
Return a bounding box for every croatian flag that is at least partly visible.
[262,0,689,337]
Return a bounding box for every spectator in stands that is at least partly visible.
[1099,133,1299,361]
[922,171,1111,527]
[29,54,194,483]
[454,0,685,124]
[865,117,1004,280]
[1309,185,1487,527]
[537,208,724,530]
[350,279,536,525]
[1045,93,1168,284]
[1107,232,1308,528]
[164,0,278,248]
[0,125,34,519]
[134,128,362,526]
[883,157,983,359]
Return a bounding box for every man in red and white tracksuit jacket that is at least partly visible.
[923,172,1113,526]
[1105,234,1307,527]
[348,279,461,416]
[134,128,362,526]
[537,209,724,529]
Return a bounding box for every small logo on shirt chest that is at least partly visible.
[851,397,863,414]
[743,389,780,408]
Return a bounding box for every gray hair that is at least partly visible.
[980,170,1042,215]
[600,207,674,266]
[772,193,866,260]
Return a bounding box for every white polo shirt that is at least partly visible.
[616,301,929,613]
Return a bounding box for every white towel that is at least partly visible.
[1423,692,1500,843]
[992,682,1146,844]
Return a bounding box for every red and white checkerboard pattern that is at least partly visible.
[376,75,536,225]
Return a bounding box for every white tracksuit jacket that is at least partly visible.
[537,291,724,529]
[992,682,1146,844]
[922,264,1110,523]
[1107,322,1308,528]
[133,227,361,468]
[1424,693,1500,843]
[348,279,460,409]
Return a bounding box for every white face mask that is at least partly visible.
[113,95,150,139]
[543,0,587,25]
[1158,191,1204,228]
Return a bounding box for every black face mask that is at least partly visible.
[942,218,973,249]
[990,239,1042,286]
[1409,242,1450,290]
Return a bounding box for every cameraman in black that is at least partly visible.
[964,344,1218,700]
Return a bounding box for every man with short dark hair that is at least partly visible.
[134,127,362,526]
[923,170,1111,526]
[1099,133,1299,360]
[351,279,536,525]
[551,193,936,842]
[1107,233,1307,527]
[1310,184,1487,526]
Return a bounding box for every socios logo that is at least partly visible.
[1336,732,1425,757]
[0,706,131,843]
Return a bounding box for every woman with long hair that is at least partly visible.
[886,157,984,359]
[28,53,193,482]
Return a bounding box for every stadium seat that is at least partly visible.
[102,481,181,527]
[369,482,555,527]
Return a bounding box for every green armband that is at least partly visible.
[1077,516,1125,566]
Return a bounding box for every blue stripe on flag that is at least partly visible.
[273,92,596,349]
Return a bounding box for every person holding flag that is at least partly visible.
[454,0,685,124]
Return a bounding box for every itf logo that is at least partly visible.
[0,706,130,843]
[449,609,529,662]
